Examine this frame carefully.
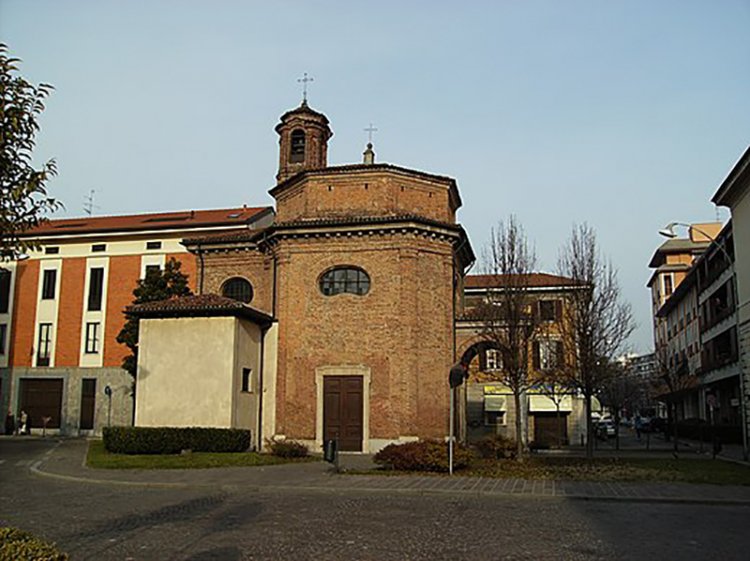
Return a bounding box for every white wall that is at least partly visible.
[135,317,237,428]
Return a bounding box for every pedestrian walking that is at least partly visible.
[19,410,28,435]
[4,410,15,435]
[635,415,642,441]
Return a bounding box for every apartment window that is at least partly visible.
[483,393,506,426]
[538,300,560,321]
[44,246,60,255]
[37,323,52,366]
[0,323,7,355]
[144,265,161,278]
[663,274,674,297]
[88,268,104,311]
[91,244,106,253]
[146,241,162,250]
[41,269,57,300]
[485,348,502,371]
[241,368,252,392]
[85,322,100,354]
[0,270,10,313]
[534,340,563,370]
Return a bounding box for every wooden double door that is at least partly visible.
[323,376,363,452]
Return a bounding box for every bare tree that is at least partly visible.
[557,224,635,458]
[650,352,695,453]
[478,216,540,460]
[598,359,643,450]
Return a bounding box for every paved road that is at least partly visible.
[1,439,749,561]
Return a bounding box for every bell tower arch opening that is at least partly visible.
[275,102,333,183]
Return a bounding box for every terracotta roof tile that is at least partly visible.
[24,206,273,237]
[127,294,273,325]
[465,273,583,289]
[182,228,269,246]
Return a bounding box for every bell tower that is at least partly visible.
[275,101,333,183]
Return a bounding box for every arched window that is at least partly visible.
[319,267,370,296]
[221,277,253,303]
[289,129,305,163]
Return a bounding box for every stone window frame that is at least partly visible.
[318,266,371,297]
[221,276,254,304]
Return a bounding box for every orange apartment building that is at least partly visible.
[0,207,274,433]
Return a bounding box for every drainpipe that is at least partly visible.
[197,243,205,294]
[257,325,266,451]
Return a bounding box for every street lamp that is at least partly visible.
[659,221,748,460]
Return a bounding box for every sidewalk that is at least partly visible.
[28,439,750,506]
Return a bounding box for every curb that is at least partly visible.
[28,460,750,507]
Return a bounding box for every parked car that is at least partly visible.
[596,419,616,439]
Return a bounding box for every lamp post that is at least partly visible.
[659,222,748,460]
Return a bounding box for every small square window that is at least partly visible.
[146,241,162,250]
[91,244,106,253]
[241,368,252,392]
[45,247,60,255]
[145,265,161,278]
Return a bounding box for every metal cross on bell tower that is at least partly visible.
[297,72,314,105]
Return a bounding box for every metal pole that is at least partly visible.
[449,386,454,475]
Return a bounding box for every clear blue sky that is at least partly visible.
[2,0,749,352]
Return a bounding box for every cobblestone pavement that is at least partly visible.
[22,438,750,505]
[2,439,750,560]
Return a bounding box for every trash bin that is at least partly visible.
[323,439,338,463]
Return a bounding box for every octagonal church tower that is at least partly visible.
[267,102,474,453]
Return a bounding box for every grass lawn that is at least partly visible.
[366,457,750,485]
[86,440,318,470]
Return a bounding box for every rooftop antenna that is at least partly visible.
[297,72,313,105]
[83,189,101,216]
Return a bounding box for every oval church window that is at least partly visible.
[221,277,253,303]
[319,267,370,296]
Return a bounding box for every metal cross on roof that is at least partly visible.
[297,72,313,103]
[364,123,378,143]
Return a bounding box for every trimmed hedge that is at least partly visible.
[374,440,474,472]
[265,438,309,458]
[474,434,517,459]
[0,527,68,561]
[102,426,251,455]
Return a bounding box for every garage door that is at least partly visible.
[19,378,64,429]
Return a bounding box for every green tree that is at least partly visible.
[117,258,192,377]
[1,43,61,260]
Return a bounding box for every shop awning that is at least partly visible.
[484,395,506,412]
[528,395,573,412]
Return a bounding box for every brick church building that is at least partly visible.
[1,100,476,452]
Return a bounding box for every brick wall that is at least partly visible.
[275,172,454,225]
[167,252,198,292]
[273,234,456,441]
[104,255,142,367]
[55,258,86,366]
[10,260,39,367]
[200,251,274,315]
